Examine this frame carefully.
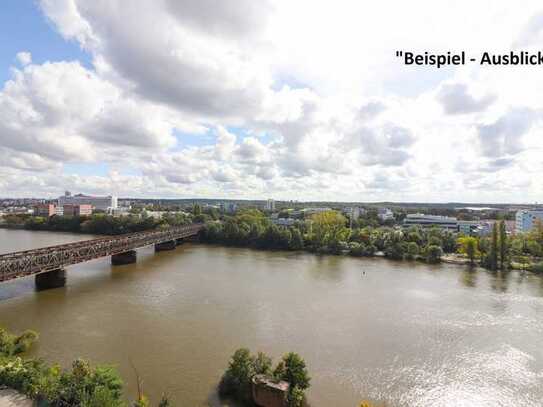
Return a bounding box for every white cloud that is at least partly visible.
[1,0,543,202]
[16,52,32,66]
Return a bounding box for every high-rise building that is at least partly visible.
[515,209,543,233]
[265,199,275,211]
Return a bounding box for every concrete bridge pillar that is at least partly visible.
[35,268,66,290]
[111,250,137,265]
[155,240,176,252]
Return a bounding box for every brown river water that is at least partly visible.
[0,228,542,406]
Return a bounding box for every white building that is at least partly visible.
[58,192,118,211]
[378,208,394,222]
[515,209,543,233]
[403,214,458,231]
[265,199,275,211]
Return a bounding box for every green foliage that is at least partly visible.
[499,220,508,270]
[277,352,310,391]
[220,348,310,406]
[0,328,38,357]
[202,212,543,272]
[0,328,167,407]
[287,385,305,407]
[426,245,443,264]
[490,222,499,270]
[219,348,254,400]
[457,236,479,264]
[253,352,273,376]
[289,228,305,250]
[310,210,349,249]
[383,232,406,260]
[406,242,420,260]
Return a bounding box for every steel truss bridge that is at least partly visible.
[0,224,203,283]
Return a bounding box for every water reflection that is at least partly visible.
[489,270,511,293]
[460,267,478,288]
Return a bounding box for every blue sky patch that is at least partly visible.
[0,0,92,85]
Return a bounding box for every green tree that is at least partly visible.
[219,348,255,400]
[0,327,38,356]
[278,352,310,391]
[289,228,304,250]
[287,386,305,407]
[406,242,420,260]
[310,210,348,248]
[457,236,478,265]
[426,245,443,264]
[252,352,272,376]
[489,222,499,270]
[192,203,202,216]
[499,220,508,270]
[384,232,406,260]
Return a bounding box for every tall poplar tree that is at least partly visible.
[499,220,508,270]
[490,222,498,271]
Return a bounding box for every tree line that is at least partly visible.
[201,209,543,271]
[3,212,193,235]
[200,209,453,264]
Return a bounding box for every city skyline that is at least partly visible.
[1,1,543,203]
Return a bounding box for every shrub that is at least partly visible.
[426,245,443,264]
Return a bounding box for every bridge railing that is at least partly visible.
[0,224,203,282]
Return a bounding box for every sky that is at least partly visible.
[1,0,543,203]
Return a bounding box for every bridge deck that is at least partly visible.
[0,224,203,282]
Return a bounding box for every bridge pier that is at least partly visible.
[111,250,137,265]
[155,240,177,252]
[35,269,66,290]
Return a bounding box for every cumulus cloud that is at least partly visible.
[164,0,273,39]
[477,108,538,158]
[514,11,543,48]
[16,52,32,66]
[0,60,182,163]
[437,83,496,115]
[1,1,543,202]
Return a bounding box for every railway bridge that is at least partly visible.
[0,224,203,290]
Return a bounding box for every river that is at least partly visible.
[1,229,542,406]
